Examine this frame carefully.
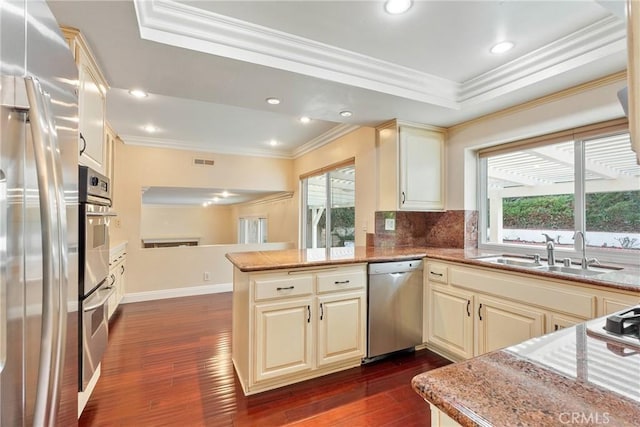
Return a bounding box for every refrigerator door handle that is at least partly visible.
[25,76,66,427]
[41,82,69,423]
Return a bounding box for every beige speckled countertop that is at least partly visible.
[226,246,640,293]
[412,318,640,426]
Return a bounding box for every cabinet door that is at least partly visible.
[117,258,126,305]
[78,61,105,172]
[399,126,444,211]
[254,298,313,383]
[316,292,366,367]
[476,295,544,355]
[547,312,584,333]
[427,285,474,360]
[106,271,118,319]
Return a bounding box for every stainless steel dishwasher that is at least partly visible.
[366,259,423,360]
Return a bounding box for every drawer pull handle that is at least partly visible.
[430,271,443,277]
[466,300,471,317]
[334,280,350,285]
[276,286,295,291]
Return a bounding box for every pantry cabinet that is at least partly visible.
[376,120,446,211]
[232,264,367,395]
[61,27,108,173]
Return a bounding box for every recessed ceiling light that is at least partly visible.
[212,197,220,202]
[142,124,157,133]
[202,202,209,207]
[384,0,412,15]
[490,41,515,54]
[129,89,148,98]
[339,111,353,118]
[221,191,229,198]
[299,116,311,124]
[269,139,278,146]
[266,97,281,105]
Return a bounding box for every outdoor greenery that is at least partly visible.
[503,191,640,232]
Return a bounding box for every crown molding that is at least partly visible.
[133,0,459,109]
[459,16,627,106]
[120,134,294,159]
[133,1,627,112]
[292,124,361,158]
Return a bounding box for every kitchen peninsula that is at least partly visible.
[227,245,639,396]
[412,316,640,427]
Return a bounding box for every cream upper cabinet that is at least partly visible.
[104,123,117,184]
[376,120,446,211]
[61,27,108,173]
[476,295,545,355]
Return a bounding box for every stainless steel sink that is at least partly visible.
[538,265,608,277]
[474,256,542,268]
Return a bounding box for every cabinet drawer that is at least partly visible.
[316,269,365,294]
[254,275,313,301]
[426,263,448,284]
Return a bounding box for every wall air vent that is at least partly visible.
[193,158,215,167]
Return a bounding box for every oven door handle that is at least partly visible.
[83,287,115,312]
[86,212,118,217]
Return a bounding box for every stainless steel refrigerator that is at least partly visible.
[1,0,79,425]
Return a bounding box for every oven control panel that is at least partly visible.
[79,165,111,205]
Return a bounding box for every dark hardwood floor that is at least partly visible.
[79,293,451,426]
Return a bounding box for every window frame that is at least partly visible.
[238,216,268,244]
[300,159,355,249]
[477,119,638,265]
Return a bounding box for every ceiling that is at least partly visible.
[141,186,290,205]
[48,0,628,160]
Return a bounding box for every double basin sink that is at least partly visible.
[475,255,621,278]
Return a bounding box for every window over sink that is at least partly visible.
[478,119,640,264]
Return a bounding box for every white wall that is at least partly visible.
[141,204,235,245]
[111,142,295,295]
[293,127,377,247]
[446,76,628,211]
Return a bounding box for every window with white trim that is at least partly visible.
[238,217,267,244]
[301,163,355,249]
[478,121,640,263]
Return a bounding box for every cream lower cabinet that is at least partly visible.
[427,285,474,360]
[425,258,639,361]
[107,245,126,319]
[254,298,313,382]
[232,263,367,395]
[317,291,366,367]
[476,295,544,355]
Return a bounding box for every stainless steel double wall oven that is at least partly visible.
[78,166,114,391]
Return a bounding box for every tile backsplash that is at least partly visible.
[369,210,478,248]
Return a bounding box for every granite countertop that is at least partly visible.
[225,246,640,292]
[412,318,640,426]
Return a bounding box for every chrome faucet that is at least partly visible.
[546,241,555,266]
[574,231,598,269]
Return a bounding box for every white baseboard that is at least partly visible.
[121,282,232,304]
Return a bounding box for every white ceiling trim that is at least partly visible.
[460,16,626,106]
[133,0,460,109]
[120,134,294,159]
[133,0,627,112]
[292,124,361,158]
[120,123,359,159]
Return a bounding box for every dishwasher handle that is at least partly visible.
[368,260,423,275]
